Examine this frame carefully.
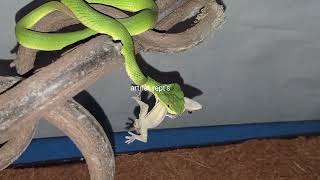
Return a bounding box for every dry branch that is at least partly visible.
[0,0,224,179]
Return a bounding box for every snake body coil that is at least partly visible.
[15,0,185,114]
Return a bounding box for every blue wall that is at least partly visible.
[14,120,320,165]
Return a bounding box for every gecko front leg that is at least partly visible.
[125,96,166,144]
[125,96,202,144]
[125,129,148,144]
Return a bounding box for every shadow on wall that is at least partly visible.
[136,53,203,98]
[74,91,115,147]
[0,59,18,76]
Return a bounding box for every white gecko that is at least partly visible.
[125,95,202,144]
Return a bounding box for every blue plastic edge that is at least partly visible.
[13,120,320,165]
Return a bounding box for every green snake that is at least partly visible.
[15,0,185,115]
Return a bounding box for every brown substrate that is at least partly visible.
[1,136,320,180]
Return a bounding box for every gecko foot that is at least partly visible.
[125,131,137,144]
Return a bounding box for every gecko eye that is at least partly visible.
[167,105,170,107]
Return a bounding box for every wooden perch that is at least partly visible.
[0,0,224,179]
[0,36,121,180]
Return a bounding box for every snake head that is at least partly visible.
[144,77,185,115]
[154,83,185,115]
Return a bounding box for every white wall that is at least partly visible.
[1,0,320,138]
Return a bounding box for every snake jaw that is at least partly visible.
[144,77,185,115]
[155,83,185,115]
